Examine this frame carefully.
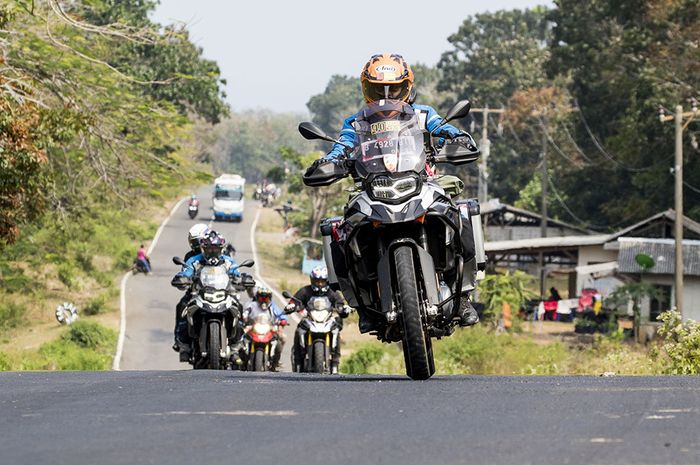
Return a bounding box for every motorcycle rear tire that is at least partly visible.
[312,340,326,374]
[207,321,221,370]
[254,347,265,371]
[395,246,434,380]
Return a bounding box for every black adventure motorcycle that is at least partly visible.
[172,257,256,369]
[299,99,487,380]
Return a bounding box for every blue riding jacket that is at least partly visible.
[175,253,241,279]
[324,104,463,161]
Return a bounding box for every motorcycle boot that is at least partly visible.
[358,311,378,333]
[456,294,479,327]
[178,340,191,362]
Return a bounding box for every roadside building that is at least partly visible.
[483,208,700,321]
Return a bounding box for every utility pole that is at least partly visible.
[470,107,505,204]
[660,100,699,319]
[539,127,548,299]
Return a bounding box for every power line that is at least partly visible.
[684,180,700,195]
[544,170,633,231]
[575,100,658,172]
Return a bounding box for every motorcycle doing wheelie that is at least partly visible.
[299,99,487,380]
[172,257,255,369]
[283,291,349,374]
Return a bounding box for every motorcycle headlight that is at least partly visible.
[369,175,420,203]
[310,309,330,323]
[203,290,226,303]
[254,323,271,335]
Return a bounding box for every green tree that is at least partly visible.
[546,0,700,225]
[437,8,553,205]
[306,75,364,137]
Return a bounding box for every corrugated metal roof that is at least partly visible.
[617,237,700,276]
[485,234,611,252]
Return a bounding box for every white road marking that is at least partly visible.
[112,196,188,371]
[590,438,623,444]
[145,410,297,417]
[645,415,676,420]
[657,408,692,413]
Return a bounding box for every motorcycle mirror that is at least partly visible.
[238,259,254,268]
[298,122,335,142]
[443,99,471,123]
[172,256,185,266]
[282,291,292,299]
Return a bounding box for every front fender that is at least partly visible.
[377,238,440,314]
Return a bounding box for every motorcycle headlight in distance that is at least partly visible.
[310,310,330,323]
[254,323,271,335]
[203,291,226,303]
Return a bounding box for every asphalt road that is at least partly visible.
[1,371,698,465]
[120,187,293,371]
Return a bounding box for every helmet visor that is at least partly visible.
[202,244,222,259]
[311,278,329,290]
[362,81,411,103]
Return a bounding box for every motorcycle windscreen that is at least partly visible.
[353,100,426,178]
[199,265,229,290]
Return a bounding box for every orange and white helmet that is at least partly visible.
[360,53,414,104]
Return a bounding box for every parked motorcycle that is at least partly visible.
[172,256,256,369]
[284,290,348,374]
[299,99,486,380]
[132,257,151,275]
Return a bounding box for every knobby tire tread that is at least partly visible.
[395,246,432,380]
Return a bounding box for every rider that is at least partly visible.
[287,266,351,374]
[171,224,210,353]
[171,230,241,360]
[314,53,479,329]
[136,244,151,274]
[241,287,288,370]
[188,193,199,206]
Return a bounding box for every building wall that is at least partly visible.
[576,245,619,294]
[638,275,700,322]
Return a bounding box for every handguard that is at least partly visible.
[303,159,349,187]
[435,135,480,165]
[171,275,192,291]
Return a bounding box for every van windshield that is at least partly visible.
[215,190,243,201]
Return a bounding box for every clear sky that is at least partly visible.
[151,0,553,113]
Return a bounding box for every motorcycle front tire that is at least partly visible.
[312,340,326,374]
[254,347,265,371]
[395,246,434,380]
[207,321,221,370]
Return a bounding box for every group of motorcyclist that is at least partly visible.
[157,52,482,373]
[169,222,351,371]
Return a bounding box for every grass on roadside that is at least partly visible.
[0,320,116,371]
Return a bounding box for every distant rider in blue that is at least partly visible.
[170,230,240,360]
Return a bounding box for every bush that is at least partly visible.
[0,302,25,330]
[57,262,76,289]
[83,294,109,316]
[1,322,117,371]
[63,320,115,349]
[0,263,29,293]
[656,311,700,374]
[0,352,11,371]
[342,345,386,374]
